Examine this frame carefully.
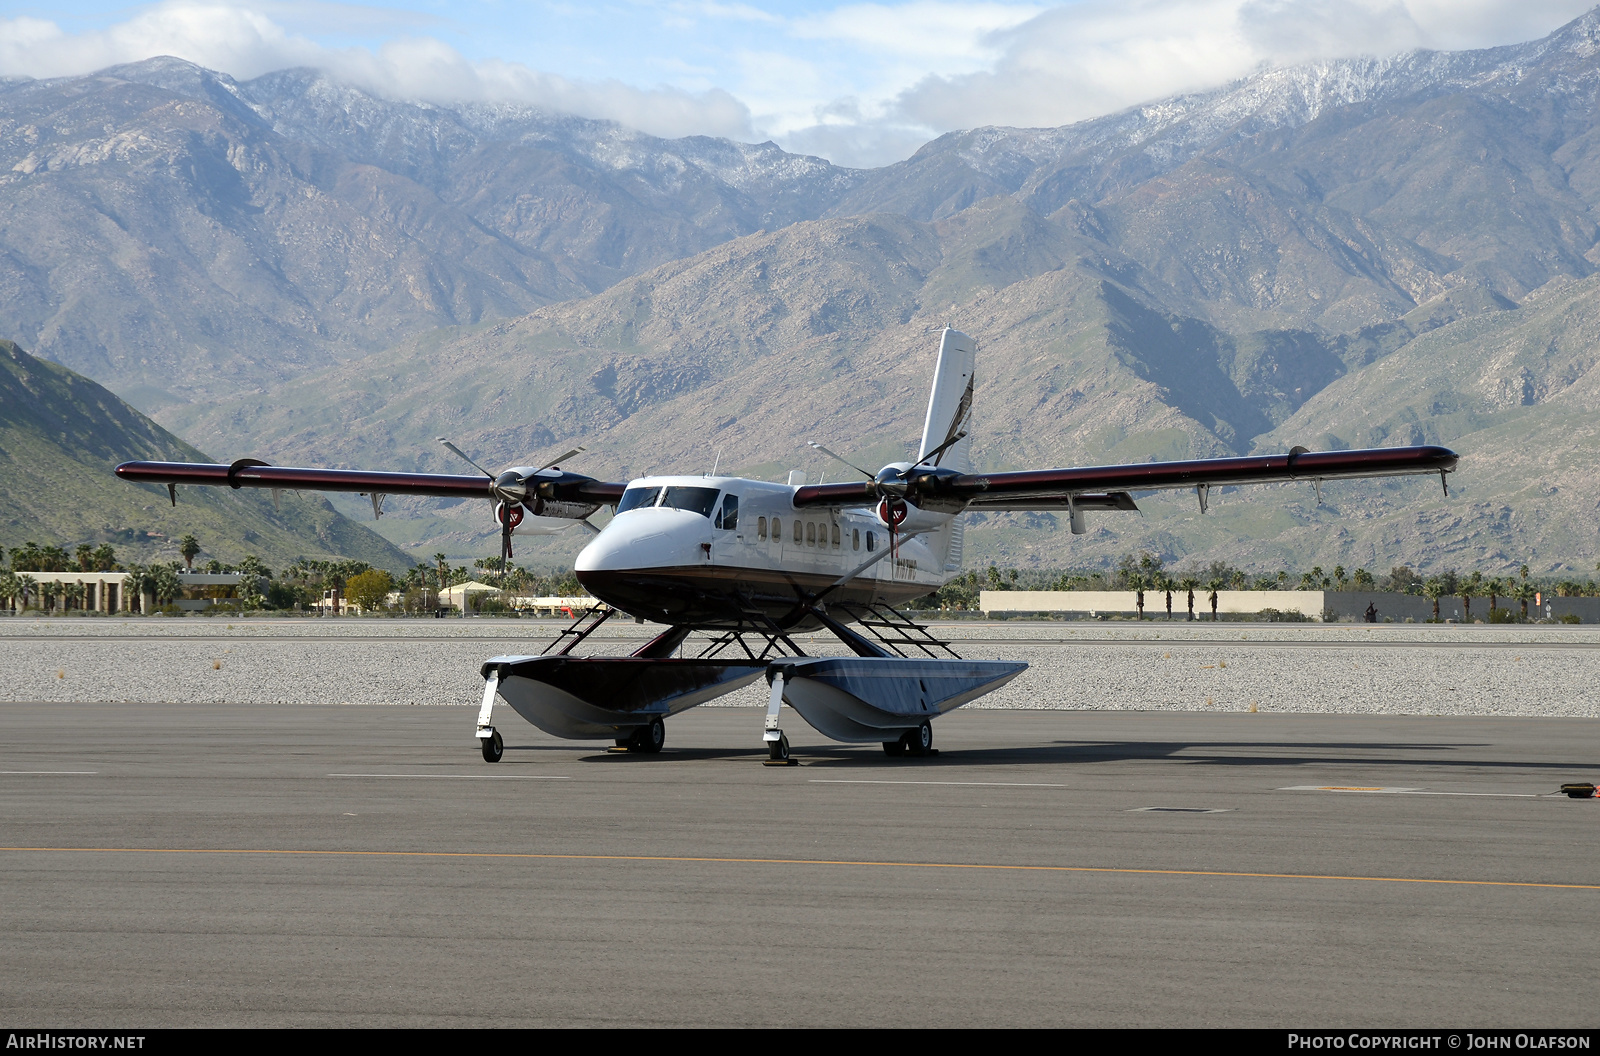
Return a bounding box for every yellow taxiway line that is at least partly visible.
[1,846,1596,891]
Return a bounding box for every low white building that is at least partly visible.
[4,571,257,614]
[439,581,502,611]
[980,589,1329,620]
[506,595,595,617]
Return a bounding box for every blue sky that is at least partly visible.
[1,1,1594,166]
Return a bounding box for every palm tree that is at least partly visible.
[1207,576,1225,621]
[1334,565,1347,590]
[1487,577,1502,618]
[1423,577,1444,622]
[1516,579,1533,621]
[179,535,201,571]
[1131,572,1146,620]
[1181,575,1198,620]
[1462,571,1482,621]
[1160,572,1175,619]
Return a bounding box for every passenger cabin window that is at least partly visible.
[852,529,860,551]
[757,516,767,540]
[805,522,816,547]
[831,524,841,549]
[660,486,721,518]
[616,486,662,514]
[866,531,876,551]
[793,519,803,544]
[714,494,739,531]
[772,518,781,544]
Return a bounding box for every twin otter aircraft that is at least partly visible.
[117,329,1458,764]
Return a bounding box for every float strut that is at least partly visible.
[476,669,499,743]
[762,666,795,766]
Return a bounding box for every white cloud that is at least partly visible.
[895,0,1598,132]
[0,1,756,141]
[0,0,1593,166]
[792,1,1047,59]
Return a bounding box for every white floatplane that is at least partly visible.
[117,329,1458,763]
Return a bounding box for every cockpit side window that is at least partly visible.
[714,494,739,530]
[616,486,662,514]
[660,486,721,518]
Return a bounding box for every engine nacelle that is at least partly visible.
[500,465,605,524]
[874,499,949,534]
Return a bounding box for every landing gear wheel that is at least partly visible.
[630,716,665,754]
[905,721,933,757]
[481,728,503,763]
[882,739,905,757]
[768,733,790,762]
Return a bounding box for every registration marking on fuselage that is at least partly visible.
[809,779,1066,788]
[1278,785,1540,798]
[327,773,571,780]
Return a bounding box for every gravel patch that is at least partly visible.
[2,617,1597,717]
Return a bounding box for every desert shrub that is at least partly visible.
[1256,608,1311,623]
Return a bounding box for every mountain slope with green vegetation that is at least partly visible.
[0,339,412,571]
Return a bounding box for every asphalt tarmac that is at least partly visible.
[2,703,1597,1027]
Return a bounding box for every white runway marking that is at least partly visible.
[327,773,570,780]
[809,779,1066,788]
[1278,785,1539,798]
[1,771,98,775]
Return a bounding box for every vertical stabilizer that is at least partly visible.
[918,328,976,473]
[918,329,975,572]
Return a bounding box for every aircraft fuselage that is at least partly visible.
[573,475,952,629]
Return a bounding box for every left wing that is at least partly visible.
[793,444,1458,513]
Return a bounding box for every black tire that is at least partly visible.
[768,733,790,761]
[481,729,503,763]
[631,716,665,754]
[906,721,932,757]
[882,740,905,757]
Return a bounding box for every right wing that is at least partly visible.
[114,458,627,509]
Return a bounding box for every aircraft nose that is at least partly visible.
[575,510,708,572]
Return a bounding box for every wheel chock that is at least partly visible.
[1558,783,1596,799]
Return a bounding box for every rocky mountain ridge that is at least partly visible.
[12,14,1600,571]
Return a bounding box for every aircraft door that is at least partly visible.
[714,493,738,533]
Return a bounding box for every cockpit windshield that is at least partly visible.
[660,486,721,518]
[616,486,662,514]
